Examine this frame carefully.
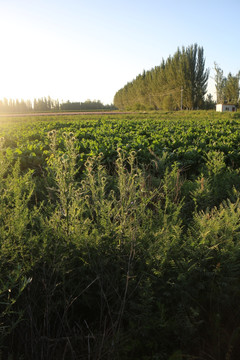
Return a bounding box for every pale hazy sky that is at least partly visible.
[0,0,239,104]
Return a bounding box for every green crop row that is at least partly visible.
[1,111,240,175]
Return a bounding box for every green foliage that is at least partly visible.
[0,152,38,353]
[162,95,175,111]
[214,63,240,105]
[1,112,240,359]
[114,44,209,110]
[60,99,116,111]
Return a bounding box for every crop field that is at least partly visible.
[1,110,240,359]
[2,110,240,172]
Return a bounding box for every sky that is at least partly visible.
[0,0,239,105]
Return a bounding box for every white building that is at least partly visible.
[216,104,236,112]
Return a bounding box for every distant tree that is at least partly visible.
[26,100,33,111]
[51,99,59,111]
[224,72,240,104]
[214,64,240,105]
[0,98,32,113]
[0,97,114,113]
[60,99,114,111]
[204,93,216,110]
[33,97,56,111]
[3,98,8,112]
[214,63,226,103]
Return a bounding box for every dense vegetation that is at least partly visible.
[1,111,240,359]
[114,45,240,112]
[114,44,209,110]
[0,98,115,113]
[214,63,240,105]
[60,100,116,111]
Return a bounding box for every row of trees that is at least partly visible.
[0,97,115,113]
[0,98,33,113]
[61,99,116,111]
[114,44,209,110]
[214,63,240,104]
[0,97,60,113]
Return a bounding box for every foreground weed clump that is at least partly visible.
[1,114,240,359]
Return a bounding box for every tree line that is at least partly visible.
[60,99,116,111]
[114,44,209,110]
[0,97,115,113]
[114,44,240,111]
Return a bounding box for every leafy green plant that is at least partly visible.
[1,112,240,359]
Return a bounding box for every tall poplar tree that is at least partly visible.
[214,64,240,104]
[225,72,240,104]
[214,63,226,104]
[114,44,209,110]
